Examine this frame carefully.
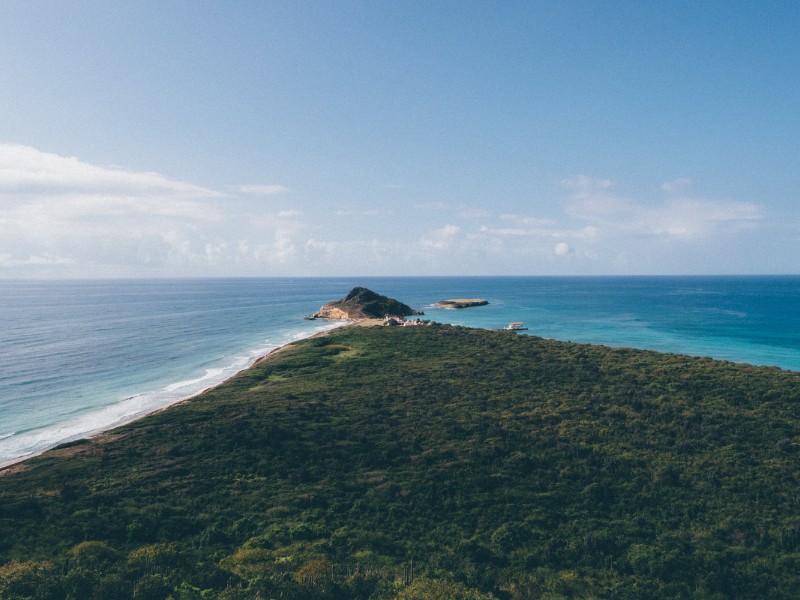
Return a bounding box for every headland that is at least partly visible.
[306,286,424,321]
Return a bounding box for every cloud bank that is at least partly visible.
[236,184,290,195]
[0,145,778,276]
[0,144,222,198]
[559,176,763,250]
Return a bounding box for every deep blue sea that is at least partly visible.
[1,276,798,466]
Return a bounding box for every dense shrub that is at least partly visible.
[1,325,799,598]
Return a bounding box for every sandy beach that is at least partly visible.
[0,319,365,475]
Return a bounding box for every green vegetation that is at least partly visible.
[1,324,799,599]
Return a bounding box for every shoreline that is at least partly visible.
[0,319,359,474]
[2,307,799,597]
[4,308,796,475]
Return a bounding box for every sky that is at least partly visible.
[0,1,798,278]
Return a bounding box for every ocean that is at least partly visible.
[1,276,798,466]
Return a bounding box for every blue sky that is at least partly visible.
[1,1,798,277]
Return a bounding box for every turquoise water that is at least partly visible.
[1,276,798,465]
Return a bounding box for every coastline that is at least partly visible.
[3,320,799,597]
[0,319,355,474]
[3,277,798,471]
[4,271,799,475]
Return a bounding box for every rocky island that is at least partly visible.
[306,287,424,321]
[434,298,489,309]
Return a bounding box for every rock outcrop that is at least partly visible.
[435,298,489,309]
[306,287,423,321]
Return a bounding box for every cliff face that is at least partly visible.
[307,287,421,321]
[309,305,354,321]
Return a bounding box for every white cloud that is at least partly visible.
[236,184,290,195]
[647,198,762,238]
[303,238,395,272]
[335,209,382,216]
[251,210,312,231]
[420,224,460,250]
[0,145,780,277]
[660,177,693,194]
[479,226,529,237]
[413,201,449,210]
[273,230,297,261]
[438,224,460,236]
[562,175,763,240]
[554,242,571,256]
[0,145,231,275]
[560,175,614,191]
[459,208,490,219]
[0,144,223,198]
[500,213,555,227]
[432,176,772,274]
[0,253,75,267]
[413,202,495,220]
[479,216,588,240]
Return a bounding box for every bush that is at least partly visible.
[394,577,495,599]
[69,541,120,571]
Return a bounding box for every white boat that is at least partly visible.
[504,322,528,331]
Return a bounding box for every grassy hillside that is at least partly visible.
[1,325,799,599]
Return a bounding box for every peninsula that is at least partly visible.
[306,286,423,321]
[2,325,799,598]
